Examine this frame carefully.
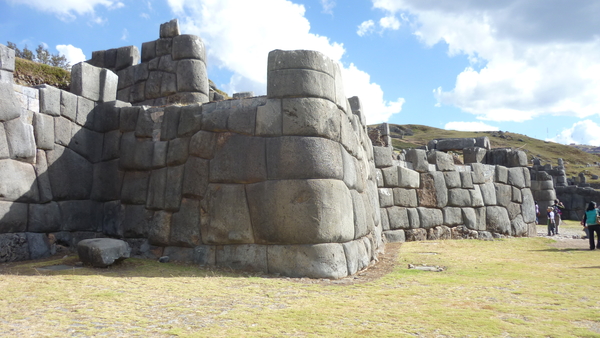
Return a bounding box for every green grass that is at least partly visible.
[1,227,599,337]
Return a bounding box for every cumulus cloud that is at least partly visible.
[7,0,124,21]
[444,121,499,132]
[549,120,600,146]
[56,44,86,65]
[379,15,400,30]
[168,0,404,124]
[357,20,375,37]
[370,0,600,122]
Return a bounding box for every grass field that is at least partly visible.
[1,221,599,337]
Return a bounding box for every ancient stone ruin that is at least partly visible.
[0,19,551,278]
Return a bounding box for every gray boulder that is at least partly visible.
[77,238,131,267]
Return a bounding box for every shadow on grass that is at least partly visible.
[0,254,259,279]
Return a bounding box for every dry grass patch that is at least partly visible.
[1,232,599,337]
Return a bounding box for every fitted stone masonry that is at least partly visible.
[0,20,547,278]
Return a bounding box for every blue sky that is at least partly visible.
[2,0,600,145]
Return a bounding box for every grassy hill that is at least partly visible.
[379,124,600,184]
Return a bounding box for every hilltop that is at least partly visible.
[377,124,600,184]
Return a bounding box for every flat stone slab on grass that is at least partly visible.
[77,238,131,267]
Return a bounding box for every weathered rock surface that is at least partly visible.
[77,238,131,267]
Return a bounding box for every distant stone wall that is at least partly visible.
[374,146,537,242]
[87,19,210,107]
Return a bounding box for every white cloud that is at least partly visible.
[379,15,400,30]
[370,0,600,123]
[140,13,150,19]
[56,44,86,65]
[6,0,123,21]
[168,0,403,123]
[342,63,404,124]
[121,28,129,41]
[549,120,600,146]
[444,121,499,132]
[357,20,375,37]
[320,0,335,15]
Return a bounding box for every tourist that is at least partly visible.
[547,206,556,236]
[581,201,600,250]
[535,201,539,224]
[553,199,565,234]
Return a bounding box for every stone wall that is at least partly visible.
[0,19,549,278]
[374,147,537,242]
[87,19,209,107]
[1,38,383,279]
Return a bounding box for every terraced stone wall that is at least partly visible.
[374,146,538,242]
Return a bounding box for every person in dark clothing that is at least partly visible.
[581,201,600,250]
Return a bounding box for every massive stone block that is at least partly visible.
[448,188,472,207]
[28,202,61,233]
[170,198,201,247]
[121,171,150,205]
[417,207,443,229]
[247,179,353,244]
[176,59,208,94]
[342,239,370,275]
[393,188,418,207]
[267,50,337,100]
[122,204,153,238]
[443,207,463,226]
[0,159,39,202]
[38,85,61,117]
[417,171,447,208]
[266,136,343,180]
[4,118,36,162]
[78,238,131,267]
[209,133,266,183]
[70,125,103,163]
[398,166,420,189]
[182,157,209,199]
[91,159,123,201]
[201,184,254,244]
[59,200,102,232]
[405,149,429,173]
[444,171,461,188]
[373,146,393,168]
[216,244,267,272]
[486,206,511,235]
[172,35,205,61]
[388,206,409,230]
[495,183,512,207]
[71,62,102,101]
[508,167,526,188]
[427,150,455,171]
[0,80,21,122]
[463,147,487,164]
[267,243,348,279]
[521,188,536,223]
[0,201,28,233]
[480,182,497,205]
[281,97,341,141]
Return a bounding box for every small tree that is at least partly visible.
[6,41,70,70]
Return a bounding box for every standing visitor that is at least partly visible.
[547,206,556,236]
[553,199,565,234]
[535,201,539,225]
[581,201,600,250]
